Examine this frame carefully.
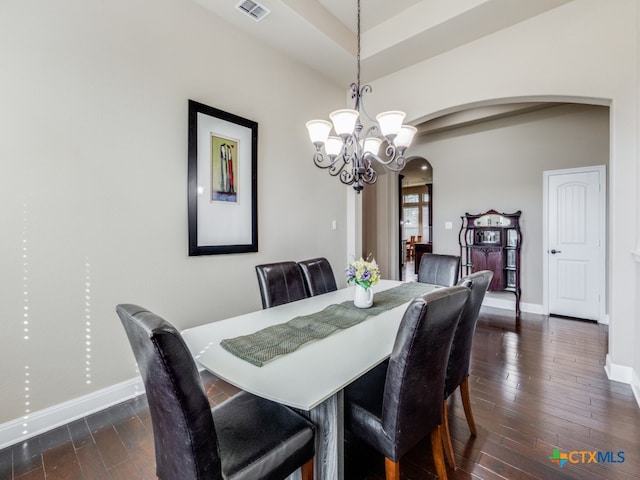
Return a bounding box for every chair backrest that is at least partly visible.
[297,257,338,297]
[445,270,493,398]
[382,285,470,458]
[417,253,461,287]
[116,304,222,480]
[255,261,308,309]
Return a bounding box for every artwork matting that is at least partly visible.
[188,99,258,255]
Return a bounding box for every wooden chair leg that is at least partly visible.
[460,377,477,436]
[384,457,400,480]
[301,458,314,480]
[441,399,457,469]
[431,425,447,480]
[430,425,448,480]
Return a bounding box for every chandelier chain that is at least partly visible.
[356,0,361,93]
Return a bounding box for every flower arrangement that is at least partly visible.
[346,256,381,289]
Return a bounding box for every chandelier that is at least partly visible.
[305,0,417,193]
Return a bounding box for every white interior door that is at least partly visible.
[545,167,605,321]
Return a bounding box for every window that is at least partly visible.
[421,206,430,241]
[403,207,419,239]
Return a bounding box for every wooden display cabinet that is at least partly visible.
[459,209,522,315]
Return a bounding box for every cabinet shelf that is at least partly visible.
[459,209,522,316]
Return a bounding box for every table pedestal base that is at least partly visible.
[287,391,344,480]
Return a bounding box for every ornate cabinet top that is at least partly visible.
[463,209,521,228]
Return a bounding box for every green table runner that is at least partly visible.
[220,282,437,366]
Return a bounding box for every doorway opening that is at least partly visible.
[399,157,432,281]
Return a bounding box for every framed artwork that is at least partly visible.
[188,100,258,255]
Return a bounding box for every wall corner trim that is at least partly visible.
[632,368,640,409]
[604,353,633,385]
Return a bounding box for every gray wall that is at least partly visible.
[413,103,609,306]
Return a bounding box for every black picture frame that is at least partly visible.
[188,100,258,255]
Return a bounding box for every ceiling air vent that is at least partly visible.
[235,0,271,22]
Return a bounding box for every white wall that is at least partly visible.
[365,0,639,380]
[0,0,348,426]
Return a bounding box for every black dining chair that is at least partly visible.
[344,286,470,480]
[441,270,493,469]
[417,253,461,287]
[116,304,315,480]
[297,257,338,297]
[255,261,308,309]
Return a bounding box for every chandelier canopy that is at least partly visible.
[305,0,416,193]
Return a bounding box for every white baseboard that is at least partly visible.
[483,293,608,324]
[0,376,144,450]
[482,294,543,315]
[601,358,640,410]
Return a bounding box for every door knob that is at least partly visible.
[550,249,562,254]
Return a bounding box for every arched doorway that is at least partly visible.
[399,157,432,281]
[387,101,609,307]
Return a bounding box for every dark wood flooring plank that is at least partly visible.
[37,427,71,453]
[110,409,156,479]
[107,460,144,480]
[126,445,156,480]
[14,466,44,480]
[11,439,42,478]
[0,447,12,480]
[90,427,129,470]
[75,443,110,480]
[85,403,134,434]
[41,442,82,480]
[112,415,149,452]
[477,452,541,480]
[67,419,93,450]
[452,462,513,480]
[133,409,152,434]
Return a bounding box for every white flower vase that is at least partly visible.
[354,284,374,308]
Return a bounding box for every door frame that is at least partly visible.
[542,165,607,323]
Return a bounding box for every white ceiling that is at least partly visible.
[194,0,573,87]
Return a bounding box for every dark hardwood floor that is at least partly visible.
[1,306,639,480]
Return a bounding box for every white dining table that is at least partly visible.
[181,279,440,480]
